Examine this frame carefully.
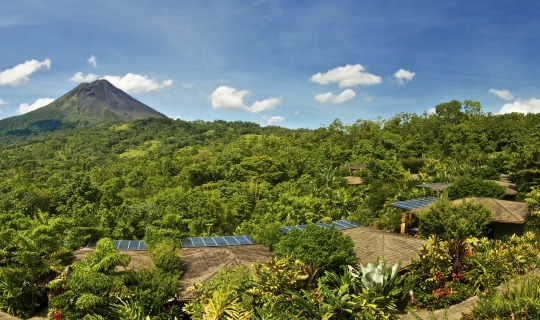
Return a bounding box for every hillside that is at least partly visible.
[0,100,540,318]
[0,79,167,144]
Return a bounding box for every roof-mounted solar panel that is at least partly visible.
[180,235,257,248]
[389,196,439,211]
[279,219,360,233]
[85,239,148,251]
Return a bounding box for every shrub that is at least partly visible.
[274,224,356,272]
[149,238,182,274]
[465,272,540,319]
[418,199,492,241]
[446,176,506,200]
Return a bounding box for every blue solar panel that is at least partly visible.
[236,235,254,245]
[202,237,217,246]
[389,197,439,211]
[316,222,332,228]
[416,183,451,191]
[83,239,148,250]
[214,237,228,246]
[223,236,240,245]
[138,241,147,250]
[117,240,129,250]
[280,220,360,233]
[180,235,257,247]
[191,237,205,247]
[181,238,193,247]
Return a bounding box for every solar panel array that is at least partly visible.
[389,196,439,211]
[416,183,451,191]
[180,235,256,247]
[279,219,360,233]
[85,239,148,251]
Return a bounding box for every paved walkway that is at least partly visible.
[398,295,479,320]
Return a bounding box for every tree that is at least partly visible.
[446,176,507,200]
[274,224,356,272]
[418,199,492,241]
[418,199,492,273]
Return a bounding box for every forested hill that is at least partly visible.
[0,79,167,145]
[1,99,540,317]
[1,99,539,245]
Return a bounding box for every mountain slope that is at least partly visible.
[0,80,168,140]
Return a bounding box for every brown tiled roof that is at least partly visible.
[341,227,426,270]
[457,198,529,224]
[341,164,366,171]
[178,245,274,301]
[345,176,363,185]
[74,244,274,301]
[411,198,529,224]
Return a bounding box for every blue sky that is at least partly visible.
[1,0,539,128]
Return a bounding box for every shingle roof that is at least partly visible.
[178,245,274,301]
[458,198,529,224]
[411,198,530,224]
[345,176,363,185]
[74,243,274,302]
[416,182,451,191]
[341,227,426,270]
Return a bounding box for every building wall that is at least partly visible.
[494,223,525,240]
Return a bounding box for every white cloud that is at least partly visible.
[497,98,540,114]
[210,86,249,110]
[18,97,54,114]
[0,98,8,105]
[489,88,513,101]
[265,115,285,125]
[249,98,281,113]
[394,69,415,85]
[310,64,382,88]
[210,86,281,113]
[294,110,300,115]
[427,107,436,115]
[103,73,173,93]
[314,89,356,104]
[69,72,99,83]
[88,55,97,67]
[0,59,51,85]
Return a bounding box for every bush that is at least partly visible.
[149,238,182,274]
[446,176,507,200]
[418,199,492,241]
[274,224,356,272]
[465,272,540,319]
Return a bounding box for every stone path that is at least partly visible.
[398,295,479,320]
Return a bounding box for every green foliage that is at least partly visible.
[446,176,507,200]
[274,224,356,272]
[2,103,540,315]
[48,238,134,319]
[185,256,404,319]
[148,238,182,274]
[465,233,540,292]
[406,233,540,311]
[418,199,492,241]
[466,272,540,319]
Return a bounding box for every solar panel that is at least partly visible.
[416,183,451,191]
[180,235,257,247]
[279,219,360,233]
[138,241,148,250]
[214,237,228,246]
[83,239,148,250]
[389,196,439,211]
[223,236,240,245]
[181,238,194,247]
